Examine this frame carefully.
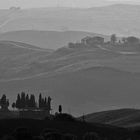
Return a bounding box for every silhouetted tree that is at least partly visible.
[126,36,140,44]
[58,105,62,114]
[39,94,51,110]
[12,102,16,110]
[20,92,26,109]
[48,96,51,111]
[0,94,6,105]
[44,97,48,109]
[44,97,47,104]
[25,94,29,108]
[111,34,117,44]
[16,93,22,109]
[0,94,9,110]
[42,98,45,108]
[39,93,42,109]
[29,94,36,108]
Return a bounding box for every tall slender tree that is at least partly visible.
[20,92,26,109]
[0,94,9,110]
[16,94,21,109]
[111,34,117,44]
[48,96,51,111]
[59,105,62,114]
[25,94,29,108]
[29,94,36,108]
[0,94,6,105]
[39,93,42,109]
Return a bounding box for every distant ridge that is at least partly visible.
[82,108,140,127]
[0,40,53,52]
[0,4,140,36]
[0,30,109,49]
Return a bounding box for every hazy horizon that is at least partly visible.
[0,0,140,9]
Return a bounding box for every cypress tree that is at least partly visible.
[59,105,62,114]
[0,94,9,110]
[48,96,51,111]
[0,94,6,105]
[39,93,42,109]
[25,94,29,108]
[16,94,21,109]
[42,98,45,109]
[29,94,36,108]
[44,97,47,109]
[32,94,36,108]
[20,92,26,109]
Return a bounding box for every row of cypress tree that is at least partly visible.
[12,92,51,110]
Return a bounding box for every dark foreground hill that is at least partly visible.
[0,118,130,140]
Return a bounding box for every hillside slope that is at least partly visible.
[0,4,140,36]
[1,38,140,118]
[0,40,52,79]
[83,109,140,127]
[1,66,140,116]
[0,41,140,116]
[0,30,109,49]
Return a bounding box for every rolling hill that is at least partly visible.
[0,30,109,49]
[0,4,140,127]
[0,43,121,80]
[82,108,140,128]
[1,65,140,116]
[1,40,140,116]
[0,40,52,79]
[0,4,140,36]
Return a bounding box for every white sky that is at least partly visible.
[0,0,140,9]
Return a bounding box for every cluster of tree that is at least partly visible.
[68,36,105,48]
[39,94,51,110]
[13,92,36,110]
[0,95,9,111]
[110,34,140,45]
[123,36,140,44]
[0,93,52,111]
[12,92,52,111]
[67,34,140,49]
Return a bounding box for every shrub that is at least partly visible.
[53,113,76,122]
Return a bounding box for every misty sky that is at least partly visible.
[0,0,140,9]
